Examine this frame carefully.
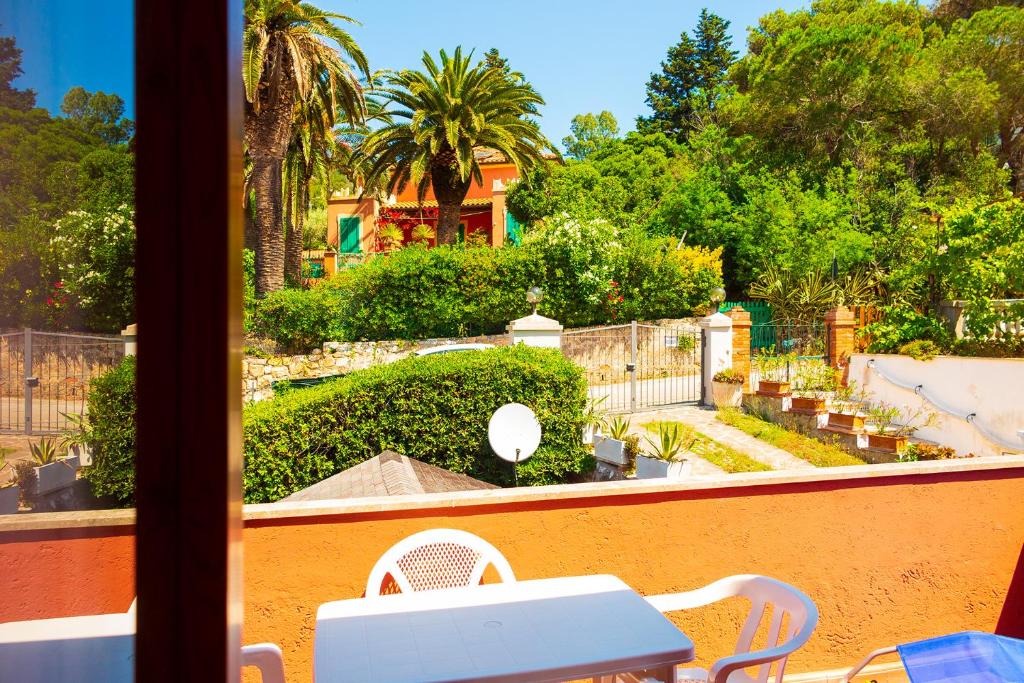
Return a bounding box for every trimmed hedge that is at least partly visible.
[243,345,590,503]
[83,355,136,507]
[333,240,722,342]
[252,286,346,353]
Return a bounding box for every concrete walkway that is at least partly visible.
[628,404,813,472]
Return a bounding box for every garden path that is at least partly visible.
[628,404,813,471]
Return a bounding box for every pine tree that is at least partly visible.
[638,9,736,140]
[0,35,36,111]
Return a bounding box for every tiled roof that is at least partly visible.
[389,197,492,210]
[474,147,561,164]
[282,451,498,501]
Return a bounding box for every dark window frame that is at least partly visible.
[134,2,244,680]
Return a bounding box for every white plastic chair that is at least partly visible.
[641,575,819,683]
[241,643,285,683]
[364,528,516,597]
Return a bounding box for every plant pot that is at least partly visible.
[667,459,692,479]
[635,455,669,479]
[33,455,79,496]
[0,485,19,515]
[790,396,827,416]
[867,433,908,454]
[756,380,791,398]
[711,381,743,408]
[827,412,866,432]
[69,443,93,467]
[594,436,628,466]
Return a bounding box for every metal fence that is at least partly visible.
[0,329,126,434]
[749,321,827,391]
[561,321,702,413]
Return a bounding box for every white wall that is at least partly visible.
[848,354,1024,457]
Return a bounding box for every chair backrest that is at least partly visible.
[712,575,818,683]
[364,529,516,597]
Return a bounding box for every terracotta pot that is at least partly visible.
[756,380,791,397]
[827,412,866,432]
[867,433,908,454]
[790,396,827,415]
[711,381,743,408]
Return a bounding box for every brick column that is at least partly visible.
[726,306,752,392]
[825,306,856,382]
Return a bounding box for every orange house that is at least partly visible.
[326,148,551,254]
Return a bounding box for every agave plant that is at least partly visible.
[643,422,698,462]
[607,415,632,441]
[28,437,63,466]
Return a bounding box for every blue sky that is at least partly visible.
[2,0,808,145]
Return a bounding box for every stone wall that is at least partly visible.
[243,334,508,403]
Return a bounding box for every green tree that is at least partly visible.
[242,0,369,295]
[638,9,736,139]
[0,35,35,111]
[360,47,555,244]
[562,110,620,160]
[60,87,134,145]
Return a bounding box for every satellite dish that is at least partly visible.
[488,403,541,464]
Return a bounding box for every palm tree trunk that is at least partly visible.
[285,183,304,283]
[252,158,285,296]
[436,203,462,244]
[244,192,258,251]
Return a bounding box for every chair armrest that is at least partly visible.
[710,643,802,682]
[241,643,285,683]
[645,582,732,613]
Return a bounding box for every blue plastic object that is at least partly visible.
[897,631,1024,683]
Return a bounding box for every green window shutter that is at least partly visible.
[338,216,361,254]
[505,212,522,246]
[458,222,466,243]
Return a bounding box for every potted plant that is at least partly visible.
[60,411,93,466]
[866,404,936,454]
[789,360,834,415]
[0,450,19,515]
[753,347,792,397]
[711,368,744,408]
[636,422,697,479]
[826,382,867,432]
[581,396,608,446]
[26,437,79,496]
[594,415,631,466]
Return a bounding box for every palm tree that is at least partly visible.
[359,48,555,245]
[243,0,368,295]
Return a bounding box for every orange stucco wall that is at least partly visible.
[393,163,520,203]
[325,196,377,253]
[1,469,1022,683]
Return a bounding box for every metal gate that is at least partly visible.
[749,321,826,392]
[0,329,125,434]
[562,321,702,413]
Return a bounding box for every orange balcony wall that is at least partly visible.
[2,459,1023,683]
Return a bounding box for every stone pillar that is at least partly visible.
[698,311,733,407]
[825,306,856,380]
[507,313,563,349]
[323,249,337,276]
[121,323,137,357]
[726,305,752,392]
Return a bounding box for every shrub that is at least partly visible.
[335,227,722,341]
[862,305,950,353]
[243,248,256,333]
[899,339,941,361]
[243,346,590,503]
[713,368,744,384]
[83,355,136,507]
[252,287,346,353]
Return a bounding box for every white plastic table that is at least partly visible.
[0,611,135,682]
[315,574,695,683]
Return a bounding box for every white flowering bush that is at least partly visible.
[522,213,618,325]
[49,204,135,332]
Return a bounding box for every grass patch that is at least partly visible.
[716,409,865,467]
[640,421,772,474]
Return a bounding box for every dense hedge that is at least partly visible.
[334,238,722,343]
[251,286,346,353]
[243,345,590,503]
[82,355,136,507]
